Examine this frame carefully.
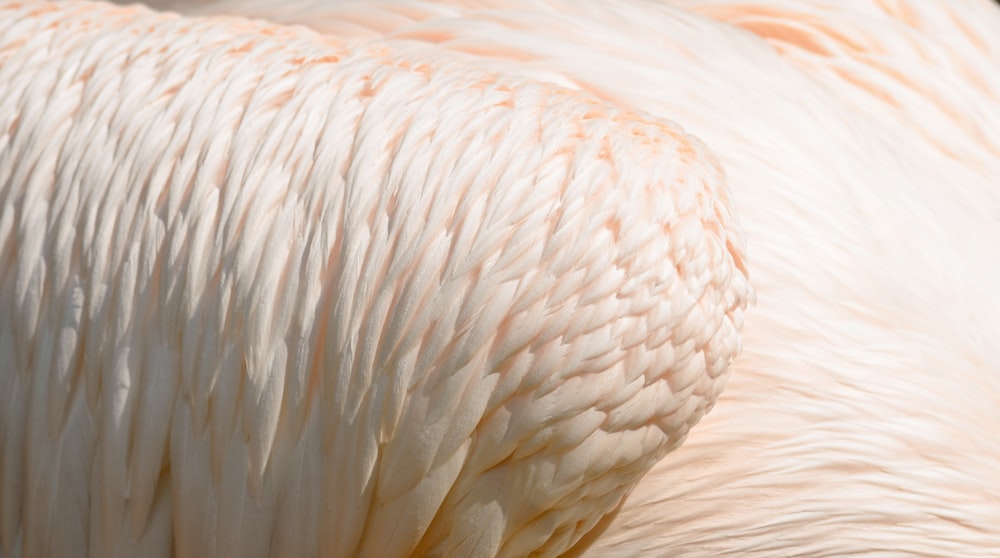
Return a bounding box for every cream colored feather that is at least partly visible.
[0,2,750,557]
[2,0,999,557]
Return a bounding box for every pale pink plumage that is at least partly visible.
[1,1,998,557]
[0,2,749,556]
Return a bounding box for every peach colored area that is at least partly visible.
[2,1,999,557]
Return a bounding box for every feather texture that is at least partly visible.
[3,0,1000,556]
[125,0,1000,555]
[0,2,750,557]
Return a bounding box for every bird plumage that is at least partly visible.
[1,0,998,556]
[0,2,749,556]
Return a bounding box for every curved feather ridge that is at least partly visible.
[0,2,750,557]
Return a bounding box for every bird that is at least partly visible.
[1,0,998,557]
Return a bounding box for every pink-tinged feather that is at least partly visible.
[3,0,999,557]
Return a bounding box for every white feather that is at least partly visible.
[4,0,998,556]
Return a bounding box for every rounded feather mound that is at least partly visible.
[5,0,1000,556]
[0,2,750,557]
